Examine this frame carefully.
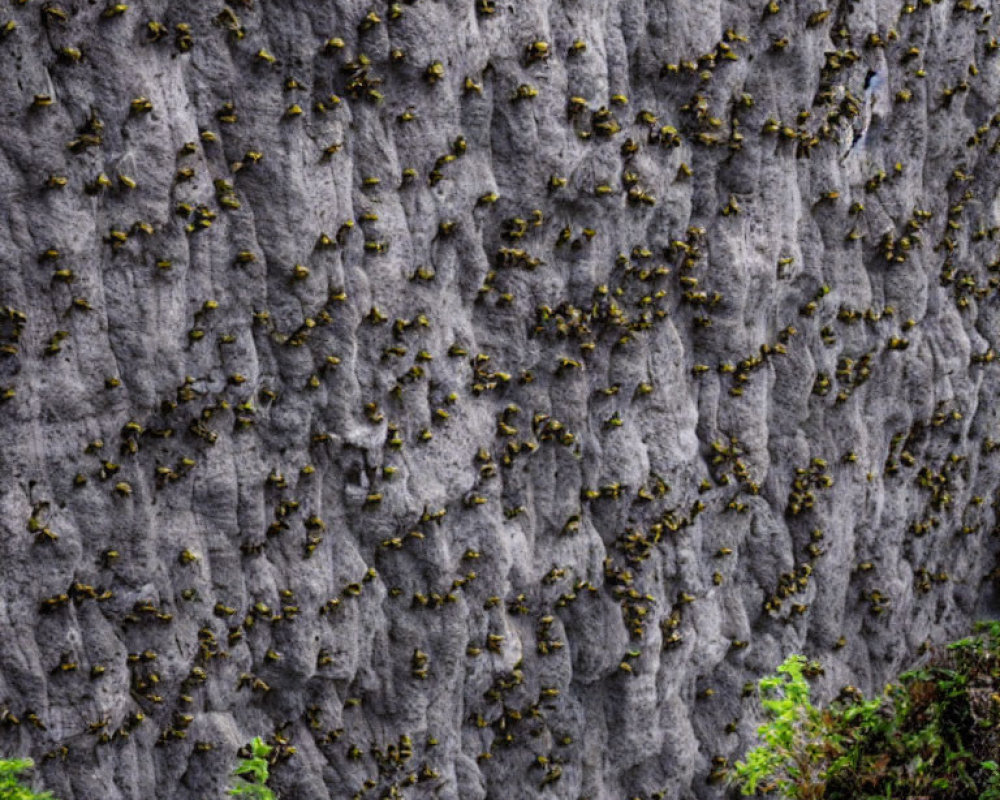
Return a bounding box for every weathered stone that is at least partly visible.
[1,1,1000,798]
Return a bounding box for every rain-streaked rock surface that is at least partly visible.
[2,0,1000,798]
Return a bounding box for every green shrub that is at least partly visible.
[0,758,55,800]
[730,654,865,799]
[731,621,1000,799]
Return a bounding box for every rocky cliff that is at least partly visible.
[1,0,999,798]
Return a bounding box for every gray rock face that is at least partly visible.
[1,0,999,798]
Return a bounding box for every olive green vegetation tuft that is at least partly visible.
[730,620,1000,799]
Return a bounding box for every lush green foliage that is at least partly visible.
[227,737,277,800]
[0,757,54,800]
[732,620,1000,799]
[730,654,854,799]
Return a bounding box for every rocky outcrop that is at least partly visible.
[1,0,999,798]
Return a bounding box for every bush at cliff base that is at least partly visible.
[731,620,1000,799]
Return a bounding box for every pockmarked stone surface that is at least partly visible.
[1,0,1000,798]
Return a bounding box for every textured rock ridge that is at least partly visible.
[1,0,1000,798]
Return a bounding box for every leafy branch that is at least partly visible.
[226,737,277,800]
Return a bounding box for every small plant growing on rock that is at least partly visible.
[227,737,277,800]
[0,757,55,800]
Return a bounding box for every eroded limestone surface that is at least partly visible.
[1,0,1000,798]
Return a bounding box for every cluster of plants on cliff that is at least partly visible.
[731,620,1000,798]
[0,737,276,800]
